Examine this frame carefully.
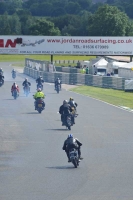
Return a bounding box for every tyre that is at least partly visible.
[13,91,17,99]
[68,126,71,130]
[38,108,42,113]
[73,159,77,168]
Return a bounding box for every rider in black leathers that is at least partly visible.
[22,78,31,93]
[55,77,61,90]
[36,76,44,90]
[62,134,82,162]
[59,100,72,126]
[0,72,4,85]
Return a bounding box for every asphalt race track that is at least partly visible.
[0,63,133,200]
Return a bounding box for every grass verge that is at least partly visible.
[0,55,95,62]
[70,85,133,109]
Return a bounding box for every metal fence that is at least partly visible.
[24,67,125,90]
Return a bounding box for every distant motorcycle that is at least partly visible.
[55,84,60,94]
[24,83,30,97]
[12,72,16,79]
[69,148,80,168]
[37,83,43,91]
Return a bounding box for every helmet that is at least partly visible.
[68,134,73,138]
[39,76,42,78]
[70,97,74,101]
[63,100,68,104]
[37,88,41,92]
[57,77,59,80]
[25,78,28,81]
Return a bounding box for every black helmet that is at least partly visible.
[68,134,73,138]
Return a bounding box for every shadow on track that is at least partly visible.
[45,129,69,131]
[46,166,75,169]
[21,112,39,114]
[3,99,16,100]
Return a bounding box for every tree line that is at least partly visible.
[0,0,133,36]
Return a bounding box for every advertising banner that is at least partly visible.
[0,36,133,55]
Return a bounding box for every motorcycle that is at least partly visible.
[24,83,30,97]
[63,114,73,130]
[13,88,19,99]
[55,84,60,94]
[34,97,45,113]
[12,72,16,79]
[37,83,43,91]
[69,148,79,168]
[0,79,4,87]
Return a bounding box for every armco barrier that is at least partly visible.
[24,67,125,90]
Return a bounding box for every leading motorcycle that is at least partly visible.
[69,148,80,168]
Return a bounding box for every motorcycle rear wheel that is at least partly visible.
[72,159,77,168]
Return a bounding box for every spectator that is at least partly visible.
[107,72,111,76]
[77,61,81,68]
[86,67,89,74]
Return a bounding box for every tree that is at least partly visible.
[51,8,66,17]
[29,19,61,35]
[88,4,133,36]
[65,2,81,14]
[77,0,92,10]
[125,4,133,18]
[8,0,23,8]
[0,12,11,35]
[9,14,21,35]
[0,2,7,15]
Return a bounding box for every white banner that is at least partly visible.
[0,36,133,55]
[125,80,133,90]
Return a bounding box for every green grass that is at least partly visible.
[0,55,95,68]
[70,85,133,109]
[0,55,95,62]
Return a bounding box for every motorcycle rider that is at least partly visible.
[22,78,31,93]
[11,82,20,96]
[62,134,82,162]
[59,100,73,126]
[0,72,4,85]
[36,76,44,90]
[33,88,45,110]
[68,97,78,110]
[55,77,61,90]
[0,68,3,75]
[11,69,16,76]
